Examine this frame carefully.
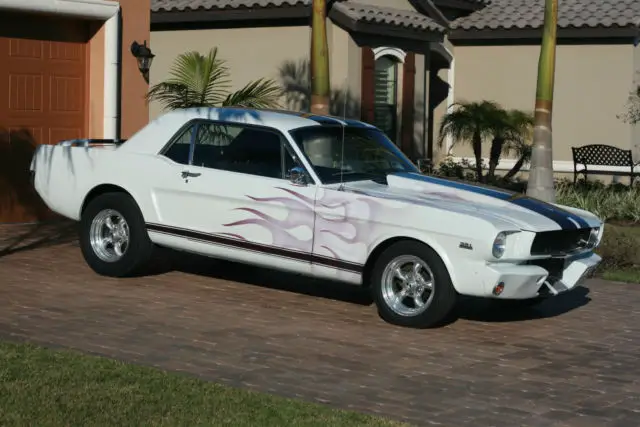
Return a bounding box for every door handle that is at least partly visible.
[181,170,201,178]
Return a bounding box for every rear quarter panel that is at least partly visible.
[32,144,161,222]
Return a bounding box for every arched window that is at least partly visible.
[373,56,399,143]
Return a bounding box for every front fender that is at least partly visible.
[366,229,478,295]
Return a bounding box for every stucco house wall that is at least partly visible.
[446,43,638,167]
[149,25,311,120]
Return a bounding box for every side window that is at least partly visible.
[192,123,298,180]
[162,124,195,165]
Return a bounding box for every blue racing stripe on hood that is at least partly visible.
[394,172,514,199]
[509,197,588,230]
[393,172,591,230]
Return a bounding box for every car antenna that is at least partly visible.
[338,83,347,191]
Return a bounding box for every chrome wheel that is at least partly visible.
[89,209,130,263]
[381,255,435,317]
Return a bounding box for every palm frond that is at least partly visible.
[147,48,231,111]
[222,78,282,109]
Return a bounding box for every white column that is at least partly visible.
[103,9,121,140]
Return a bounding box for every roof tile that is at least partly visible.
[332,1,446,33]
[450,0,640,30]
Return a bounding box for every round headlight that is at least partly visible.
[492,232,507,259]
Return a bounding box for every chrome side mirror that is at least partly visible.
[288,166,308,186]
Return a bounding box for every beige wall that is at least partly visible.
[449,43,637,163]
[149,26,311,120]
[150,22,369,121]
[328,22,362,117]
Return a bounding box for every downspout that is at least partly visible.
[103,7,122,141]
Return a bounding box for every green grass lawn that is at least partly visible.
[0,342,406,427]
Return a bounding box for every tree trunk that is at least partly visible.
[472,131,484,182]
[504,156,526,181]
[488,136,504,181]
[310,0,330,115]
[526,0,558,203]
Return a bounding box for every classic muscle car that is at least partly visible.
[30,107,603,328]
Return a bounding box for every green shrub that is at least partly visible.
[556,179,640,223]
[596,225,640,271]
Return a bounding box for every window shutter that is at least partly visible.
[361,46,375,124]
[400,52,416,158]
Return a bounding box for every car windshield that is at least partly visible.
[289,126,418,184]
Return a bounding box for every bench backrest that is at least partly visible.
[572,144,633,167]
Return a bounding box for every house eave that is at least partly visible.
[449,25,640,43]
[432,0,485,12]
[150,5,310,25]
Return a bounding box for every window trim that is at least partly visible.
[158,118,317,184]
[373,55,400,144]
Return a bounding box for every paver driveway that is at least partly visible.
[1,222,639,427]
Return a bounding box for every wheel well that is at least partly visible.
[80,184,132,215]
[362,237,429,288]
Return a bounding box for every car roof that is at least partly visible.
[118,107,378,155]
[161,107,377,131]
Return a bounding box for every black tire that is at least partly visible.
[79,192,153,277]
[370,240,457,328]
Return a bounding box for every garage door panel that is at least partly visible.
[8,127,42,144]
[8,38,43,59]
[0,12,88,223]
[48,41,84,62]
[9,74,44,113]
[50,75,84,113]
[50,128,82,143]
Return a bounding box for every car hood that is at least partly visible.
[340,172,601,232]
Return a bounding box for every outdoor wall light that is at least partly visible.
[130,40,155,83]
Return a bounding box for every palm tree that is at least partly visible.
[310,0,331,115]
[503,140,533,181]
[487,109,535,181]
[437,101,503,182]
[526,0,558,202]
[147,48,282,111]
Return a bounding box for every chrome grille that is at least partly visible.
[530,228,592,256]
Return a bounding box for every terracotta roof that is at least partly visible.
[151,0,311,13]
[451,0,640,30]
[331,1,446,33]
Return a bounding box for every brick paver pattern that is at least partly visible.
[0,223,639,426]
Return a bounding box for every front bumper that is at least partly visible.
[482,252,601,299]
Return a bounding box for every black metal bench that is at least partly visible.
[572,144,640,184]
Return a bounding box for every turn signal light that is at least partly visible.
[492,282,505,296]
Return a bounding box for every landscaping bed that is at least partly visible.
[0,342,404,427]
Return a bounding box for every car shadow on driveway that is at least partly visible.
[149,248,374,306]
[451,286,592,324]
[148,248,592,325]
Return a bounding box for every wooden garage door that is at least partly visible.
[0,12,89,223]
